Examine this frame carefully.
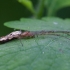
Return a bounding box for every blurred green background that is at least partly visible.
[0,0,70,36]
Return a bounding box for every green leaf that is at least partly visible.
[1,17,70,70]
[45,0,70,16]
[18,0,35,14]
[4,18,70,31]
[0,36,70,70]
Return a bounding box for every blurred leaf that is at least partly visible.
[45,0,70,16]
[1,17,70,70]
[18,0,35,14]
[56,0,70,10]
[4,18,70,31]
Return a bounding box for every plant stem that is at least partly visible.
[35,0,45,19]
[47,0,57,17]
